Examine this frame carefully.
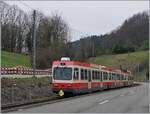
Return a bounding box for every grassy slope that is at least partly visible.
[88,51,148,68]
[1,51,149,81]
[1,51,31,68]
[88,51,149,81]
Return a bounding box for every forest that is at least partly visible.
[0,1,149,69]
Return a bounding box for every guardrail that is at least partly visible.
[0,67,52,75]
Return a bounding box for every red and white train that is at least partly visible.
[52,57,134,96]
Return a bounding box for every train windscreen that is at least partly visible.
[53,67,72,80]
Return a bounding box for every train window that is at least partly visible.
[97,71,99,80]
[103,72,105,80]
[92,70,97,80]
[117,74,120,80]
[92,70,95,80]
[93,71,96,80]
[95,71,97,80]
[81,69,84,80]
[109,73,111,80]
[84,69,88,80]
[53,67,72,80]
[103,72,108,80]
[111,73,113,80]
[97,71,100,80]
[88,70,91,81]
[100,71,102,81]
[112,73,114,80]
[96,71,99,80]
[73,68,79,80]
[113,73,117,80]
[120,75,122,80]
[94,71,96,80]
[98,71,100,80]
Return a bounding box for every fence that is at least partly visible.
[0,67,52,75]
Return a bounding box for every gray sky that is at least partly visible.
[6,1,149,41]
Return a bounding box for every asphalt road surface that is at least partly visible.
[11,83,149,113]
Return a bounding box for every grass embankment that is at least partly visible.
[1,77,52,88]
[88,51,149,81]
[1,77,53,105]
[1,51,31,68]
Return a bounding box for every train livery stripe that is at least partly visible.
[53,81,117,89]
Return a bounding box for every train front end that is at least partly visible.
[52,57,75,96]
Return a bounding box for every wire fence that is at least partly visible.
[1,67,52,75]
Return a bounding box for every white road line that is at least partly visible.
[18,109,23,111]
[99,100,109,105]
[120,94,124,96]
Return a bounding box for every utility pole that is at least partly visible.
[32,10,36,77]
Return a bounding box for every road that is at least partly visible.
[10,83,149,113]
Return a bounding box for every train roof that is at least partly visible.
[53,60,102,69]
[52,60,132,75]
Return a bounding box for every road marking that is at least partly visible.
[18,109,23,111]
[99,100,109,104]
[120,94,124,96]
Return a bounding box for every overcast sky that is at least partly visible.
[5,1,149,41]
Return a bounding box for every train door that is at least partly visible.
[88,70,92,89]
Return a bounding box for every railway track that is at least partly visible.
[2,84,139,113]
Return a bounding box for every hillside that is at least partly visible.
[87,51,149,81]
[70,11,149,61]
[1,51,31,68]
